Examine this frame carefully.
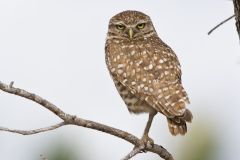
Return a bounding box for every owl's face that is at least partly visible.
[107,10,156,41]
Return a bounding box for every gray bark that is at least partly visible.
[233,0,240,39]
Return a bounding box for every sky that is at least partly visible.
[0,0,239,160]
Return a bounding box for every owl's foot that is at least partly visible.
[134,134,154,152]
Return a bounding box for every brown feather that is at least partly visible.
[105,10,192,135]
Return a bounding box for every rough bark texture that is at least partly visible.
[233,0,240,39]
[0,81,174,160]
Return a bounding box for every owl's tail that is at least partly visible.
[167,109,193,136]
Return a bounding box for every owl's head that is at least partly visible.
[107,10,157,41]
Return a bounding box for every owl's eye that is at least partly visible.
[137,23,145,29]
[116,24,125,30]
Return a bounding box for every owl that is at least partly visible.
[105,10,192,146]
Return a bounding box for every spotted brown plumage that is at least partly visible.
[105,10,192,141]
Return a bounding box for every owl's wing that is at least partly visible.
[106,41,189,118]
[147,44,190,117]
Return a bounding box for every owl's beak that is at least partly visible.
[128,28,133,39]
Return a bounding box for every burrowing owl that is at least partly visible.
[105,10,192,145]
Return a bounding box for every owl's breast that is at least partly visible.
[106,40,161,94]
[106,41,144,75]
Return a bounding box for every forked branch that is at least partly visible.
[121,145,145,160]
[0,81,174,160]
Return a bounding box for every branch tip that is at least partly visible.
[9,81,14,88]
[208,15,235,35]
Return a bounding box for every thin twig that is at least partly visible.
[0,81,174,160]
[0,122,65,135]
[9,81,14,88]
[208,15,235,35]
[121,145,145,160]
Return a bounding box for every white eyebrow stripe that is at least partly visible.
[136,20,148,24]
[111,21,126,25]
[110,19,151,26]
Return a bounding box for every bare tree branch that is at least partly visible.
[0,81,67,120]
[233,0,240,39]
[0,122,66,135]
[208,0,240,39]
[0,81,174,160]
[121,145,145,160]
[208,15,235,35]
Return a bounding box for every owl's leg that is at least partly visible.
[141,111,157,145]
[136,111,157,149]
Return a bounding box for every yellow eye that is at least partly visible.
[116,24,125,30]
[137,23,145,29]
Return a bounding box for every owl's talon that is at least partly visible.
[141,135,154,148]
[134,135,154,152]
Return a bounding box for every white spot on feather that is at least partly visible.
[159,59,164,63]
[117,69,123,74]
[111,68,115,72]
[165,71,169,75]
[163,87,168,91]
[118,64,124,68]
[131,50,135,55]
[165,95,170,99]
[148,64,153,70]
